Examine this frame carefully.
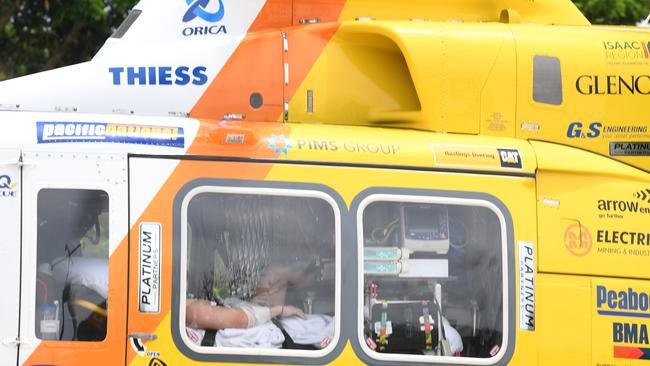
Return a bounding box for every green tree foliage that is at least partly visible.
[0,0,138,80]
[573,0,650,25]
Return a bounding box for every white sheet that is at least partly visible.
[281,314,335,349]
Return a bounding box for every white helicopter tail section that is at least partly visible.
[0,0,267,116]
[95,0,266,58]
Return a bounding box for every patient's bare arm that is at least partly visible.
[186,300,249,329]
[274,304,307,319]
[186,300,306,330]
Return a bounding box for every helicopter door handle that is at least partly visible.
[0,158,37,167]
[2,336,30,347]
[129,333,158,341]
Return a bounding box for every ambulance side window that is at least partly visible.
[181,189,338,355]
[360,198,506,361]
[35,189,109,342]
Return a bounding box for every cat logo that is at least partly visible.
[498,149,523,169]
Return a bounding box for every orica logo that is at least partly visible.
[183,0,224,23]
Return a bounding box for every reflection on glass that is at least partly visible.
[184,192,336,351]
[362,201,503,358]
[35,189,109,342]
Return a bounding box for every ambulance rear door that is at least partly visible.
[18,149,128,365]
[0,149,21,363]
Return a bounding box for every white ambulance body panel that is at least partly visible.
[0,149,21,364]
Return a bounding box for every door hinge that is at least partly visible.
[282,32,288,53]
[0,157,36,167]
[19,155,36,167]
[2,337,27,347]
[0,160,19,167]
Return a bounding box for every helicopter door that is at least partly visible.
[18,150,128,365]
[0,149,21,363]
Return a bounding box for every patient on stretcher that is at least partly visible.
[185,262,335,349]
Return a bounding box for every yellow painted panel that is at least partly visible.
[283,117,537,175]
[532,141,648,180]
[534,142,650,279]
[288,29,422,127]
[480,28,517,137]
[337,0,589,25]
[289,21,517,134]
[327,343,367,365]
[537,274,591,366]
[515,26,650,172]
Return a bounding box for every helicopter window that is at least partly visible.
[181,188,339,357]
[359,197,507,363]
[35,189,109,342]
[533,55,563,106]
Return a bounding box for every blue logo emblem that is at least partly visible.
[0,175,13,189]
[267,135,293,155]
[0,175,17,197]
[37,122,186,148]
[183,0,224,23]
[567,122,602,139]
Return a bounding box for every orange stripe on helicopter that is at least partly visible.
[26,1,347,363]
[189,0,290,122]
[124,2,345,366]
[190,0,345,124]
[125,161,279,364]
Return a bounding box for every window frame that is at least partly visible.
[34,187,111,343]
[356,193,510,365]
[176,185,342,359]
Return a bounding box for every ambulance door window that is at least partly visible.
[360,197,507,362]
[181,188,338,357]
[35,189,109,342]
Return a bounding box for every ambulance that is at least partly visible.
[0,0,648,365]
